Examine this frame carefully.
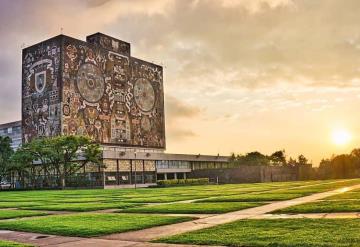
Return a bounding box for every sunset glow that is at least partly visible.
[0,0,360,165]
[332,129,352,146]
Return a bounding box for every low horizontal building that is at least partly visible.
[101,147,229,187]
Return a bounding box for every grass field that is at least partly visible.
[123,202,265,214]
[0,202,43,209]
[275,200,360,214]
[158,218,360,247]
[0,210,47,220]
[0,213,193,237]
[21,202,141,212]
[197,192,304,202]
[274,188,360,214]
[0,240,33,247]
[0,178,359,240]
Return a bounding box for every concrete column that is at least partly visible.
[102,170,106,188]
[142,160,145,184]
[129,160,133,184]
[116,160,120,185]
[174,173,177,179]
[164,173,168,180]
[184,173,187,179]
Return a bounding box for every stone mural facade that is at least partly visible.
[22,38,62,142]
[22,33,165,149]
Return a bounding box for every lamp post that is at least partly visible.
[134,150,137,189]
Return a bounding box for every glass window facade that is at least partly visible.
[0,122,22,150]
[155,160,191,169]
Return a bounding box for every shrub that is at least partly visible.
[157,178,209,187]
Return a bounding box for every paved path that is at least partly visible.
[101,184,360,242]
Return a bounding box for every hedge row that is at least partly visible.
[157,178,209,187]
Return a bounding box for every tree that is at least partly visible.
[297,154,308,166]
[0,136,14,183]
[9,146,33,188]
[243,151,270,166]
[351,148,360,159]
[287,157,297,167]
[270,150,286,166]
[19,135,102,189]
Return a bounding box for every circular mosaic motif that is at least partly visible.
[77,63,105,103]
[133,78,155,112]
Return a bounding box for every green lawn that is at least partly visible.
[122,202,265,214]
[0,213,193,237]
[0,202,42,209]
[0,179,357,208]
[327,190,360,200]
[0,210,47,219]
[274,187,360,214]
[0,240,33,247]
[21,202,141,212]
[121,195,208,203]
[157,218,360,247]
[275,200,360,214]
[197,193,304,202]
[0,179,358,214]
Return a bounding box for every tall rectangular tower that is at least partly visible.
[22,33,165,149]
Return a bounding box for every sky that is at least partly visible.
[1,0,360,165]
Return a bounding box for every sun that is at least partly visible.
[331,129,352,146]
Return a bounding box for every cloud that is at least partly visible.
[165,94,202,141]
[165,94,202,120]
[102,0,360,91]
[1,0,360,163]
[168,129,197,140]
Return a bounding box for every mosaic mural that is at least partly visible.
[22,38,62,142]
[61,35,165,148]
[22,34,165,148]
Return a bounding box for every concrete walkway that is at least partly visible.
[101,184,360,242]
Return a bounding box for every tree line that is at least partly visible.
[319,149,360,179]
[229,150,311,167]
[230,149,360,179]
[0,135,102,189]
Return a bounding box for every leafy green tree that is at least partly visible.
[9,146,33,188]
[0,136,14,183]
[287,157,297,167]
[243,151,270,166]
[270,150,286,166]
[297,154,309,166]
[18,135,102,189]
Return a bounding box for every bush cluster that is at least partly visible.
[157,178,209,187]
